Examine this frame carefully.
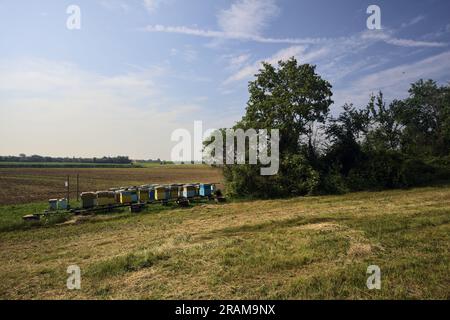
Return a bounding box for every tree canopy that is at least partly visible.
[219,57,450,198]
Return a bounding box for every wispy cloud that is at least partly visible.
[224,46,306,84]
[361,30,446,47]
[142,0,446,48]
[99,0,130,12]
[332,50,450,109]
[143,24,326,44]
[144,24,446,48]
[143,0,163,13]
[227,53,252,69]
[224,27,447,85]
[170,45,198,63]
[218,0,280,36]
[401,15,426,28]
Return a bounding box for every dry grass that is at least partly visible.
[0,185,449,299]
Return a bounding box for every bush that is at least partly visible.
[318,167,349,194]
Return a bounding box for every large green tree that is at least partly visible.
[242,58,333,156]
[225,58,333,197]
[394,80,450,156]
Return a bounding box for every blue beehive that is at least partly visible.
[149,188,155,201]
[199,184,212,197]
[129,189,138,203]
[183,185,196,198]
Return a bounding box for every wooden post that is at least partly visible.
[76,174,79,202]
[67,175,70,205]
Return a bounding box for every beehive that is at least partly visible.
[96,191,115,206]
[138,188,149,202]
[148,185,157,201]
[108,188,119,203]
[57,198,68,210]
[154,186,168,200]
[199,184,212,197]
[130,189,139,203]
[168,184,181,199]
[119,190,133,204]
[194,183,200,196]
[182,185,196,198]
[81,192,97,209]
[178,185,184,197]
[49,199,58,211]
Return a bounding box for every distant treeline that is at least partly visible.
[134,159,163,163]
[0,155,132,164]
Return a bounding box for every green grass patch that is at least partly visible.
[88,250,169,279]
[0,202,73,232]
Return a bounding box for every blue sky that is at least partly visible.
[0,0,449,159]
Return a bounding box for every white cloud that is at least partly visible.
[401,15,426,28]
[0,59,203,159]
[223,53,252,70]
[144,24,447,48]
[142,1,445,48]
[143,24,325,44]
[143,0,163,13]
[222,26,448,85]
[224,46,309,84]
[332,51,450,110]
[169,46,198,62]
[361,30,447,47]
[183,46,198,63]
[223,32,373,85]
[218,0,280,36]
[99,0,130,12]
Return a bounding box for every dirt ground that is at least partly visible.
[0,165,223,205]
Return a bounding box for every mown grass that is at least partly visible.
[0,185,448,299]
[89,250,170,279]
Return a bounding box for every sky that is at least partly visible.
[0,0,449,160]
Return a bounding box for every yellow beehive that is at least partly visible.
[96,191,116,206]
[154,186,168,200]
[119,190,133,204]
[138,188,149,202]
[169,184,181,199]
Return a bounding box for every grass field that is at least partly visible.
[0,185,448,299]
[0,165,223,205]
